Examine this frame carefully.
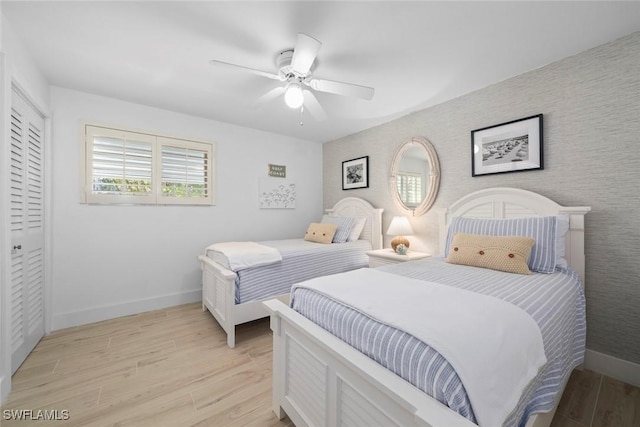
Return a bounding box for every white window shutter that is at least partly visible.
[83,124,214,205]
[85,126,155,204]
[157,137,213,205]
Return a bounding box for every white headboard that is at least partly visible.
[326,197,384,250]
[439,187,590,282]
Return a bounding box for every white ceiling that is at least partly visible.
[3,1,640,143]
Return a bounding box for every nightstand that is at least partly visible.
[366,248,431,268]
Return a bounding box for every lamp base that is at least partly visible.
[390,236,410,252]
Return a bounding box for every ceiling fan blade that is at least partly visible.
[303,90,328,122]
[253,86,285,108]
[291,33,321,75]
[209,60,282,81]
[308,78,374,100]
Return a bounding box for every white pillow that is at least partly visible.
[347,217,367,242]
[555,215,570,268]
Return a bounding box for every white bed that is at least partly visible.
[264,187,590,427]
[198,196,383,348]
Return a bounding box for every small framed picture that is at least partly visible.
[471,114,543,177]
[342,156,369,190]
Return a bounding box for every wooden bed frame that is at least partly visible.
[265,187,590,427]
[198,197,383,348]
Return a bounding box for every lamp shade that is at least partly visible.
[386,216,413,236]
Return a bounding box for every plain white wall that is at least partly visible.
[1,14,50,106]
[50,87,323,329]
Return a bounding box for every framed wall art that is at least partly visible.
[342,156,369,190]
[471,114,543,177]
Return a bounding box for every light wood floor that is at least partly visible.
[2,303,292,426]
[551,369,640,427]
[2,303,638,427]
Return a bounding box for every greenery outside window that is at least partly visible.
[82,124,214,205]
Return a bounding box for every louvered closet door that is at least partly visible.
[10,88,45,373]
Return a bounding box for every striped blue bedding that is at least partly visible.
[290,257,586,427]
[232,239,371,303]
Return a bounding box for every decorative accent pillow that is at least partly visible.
[347,217,367,242]
[444,216,564,273]
[446,233,535,275]
[304,223,337,244]
[321,215,355,243]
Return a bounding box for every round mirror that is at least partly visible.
[389,136,440,216]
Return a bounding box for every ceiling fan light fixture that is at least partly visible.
[284,82,304,109]
[210,32,373,120]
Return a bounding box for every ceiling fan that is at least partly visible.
[210,33,375,121]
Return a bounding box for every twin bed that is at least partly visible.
[264,187,590,427]
[197,196,383,348]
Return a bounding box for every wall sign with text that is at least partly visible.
[268,164,286,178]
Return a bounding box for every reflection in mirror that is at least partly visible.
[397,146,429,208]
[389,136,440,216]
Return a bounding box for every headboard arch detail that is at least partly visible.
[326,197,384,250]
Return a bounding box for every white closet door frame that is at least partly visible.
[0,52,8,404]
[14,85,53,336]
[0,56,52,402]
[10,83,47,374]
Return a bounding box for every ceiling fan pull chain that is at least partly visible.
[299,105,304,127]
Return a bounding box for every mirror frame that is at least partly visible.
[389,136,441,216]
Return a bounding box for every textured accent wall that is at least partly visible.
[323,32,640,365]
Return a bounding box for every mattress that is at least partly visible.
[206,238,371,304]
[290,257,586,427]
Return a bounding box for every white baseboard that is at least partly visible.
[52,289,201,331]
[585,348,640,388]
[0,374,9,405]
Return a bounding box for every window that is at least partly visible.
[82,124,214,205]
[396,172,422,207]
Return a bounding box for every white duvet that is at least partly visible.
[205,241,282,272]
[292,268,547,427]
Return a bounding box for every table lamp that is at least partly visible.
[387,216,413,252]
